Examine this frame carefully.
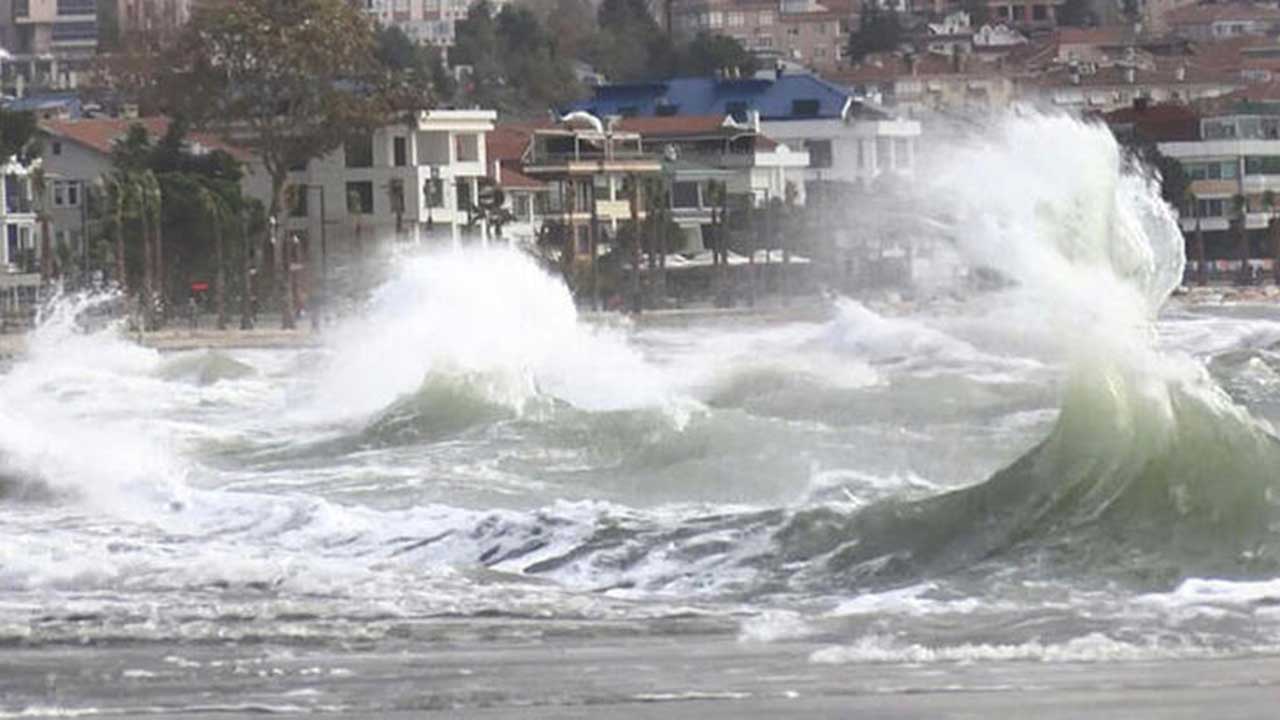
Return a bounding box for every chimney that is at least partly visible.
[1175,64,1186,82]
[1124,66,1136,84]
[775,63,784,80]
[747,109,761,132]
[905,53,917,77]
[1069,62,1080,85]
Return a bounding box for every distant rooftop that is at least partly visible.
[564,73,873,122]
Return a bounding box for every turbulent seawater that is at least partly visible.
[5,115,1280,715]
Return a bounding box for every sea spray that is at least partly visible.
[767,113,1280,587]
[0,291,189,513]
[310,248,673,422]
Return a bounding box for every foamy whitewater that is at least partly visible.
[5,114,1280,715]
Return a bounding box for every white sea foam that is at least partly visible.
[809,632,1236,665]
[310,248,674,420]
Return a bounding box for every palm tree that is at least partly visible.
[705,180,732,308]
[139,171,164,328]
[627,174,643,314]
[1183,189,1206,285]
[30,166,53,282]
[199,187,230,330]
[643,176,671,308]
[1265,190,1280,285]
[1232,193,1249,285]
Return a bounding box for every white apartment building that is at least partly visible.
[1,155,38,274]
[1160,113,1280,235]
[0,0,102,93]
[272,109,499,252]
[359,0,507,48]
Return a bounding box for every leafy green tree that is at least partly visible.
[847,7,902,65]
[155,0,398,328]
[0,109,39,163]
[588,0,673,81]
[376,25,420,72]
[1057,0,1096,27]
[674,33,758,77]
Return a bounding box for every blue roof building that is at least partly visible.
[563,73,884,123]
[566,71,922,193]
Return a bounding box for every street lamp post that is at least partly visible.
[301,184,327,329]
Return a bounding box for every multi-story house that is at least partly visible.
[271,109,499,253]
[985,0,1063,31]
[1,0,103,94]
[36,116,250,286]
[1163,2,1280,42]
[1,154,38,273]
[673,0,847,73]
[567,71,922,194]
[1,153,41,316]
[837,52,1020,118]
[356,0,507,48]
[519,117,664,267]
[1110,90,1280,279]
[490,114,809,256]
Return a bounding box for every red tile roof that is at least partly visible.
[1102,102,1202,141]
[486,125,547,190]
[486,125,536,163]
[41,117,252,162]
[1057,26,1138,46]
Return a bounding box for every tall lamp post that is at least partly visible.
[423,166,440,243]
[301,184,327,328]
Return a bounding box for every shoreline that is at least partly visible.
[0,301,835,358]
[3,288,1280,360]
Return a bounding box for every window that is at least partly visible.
[726,101,748,122]
[513,193,531,218]
[393,137,408,167]
[727,11,744,27]
[791,99,820,117]
[1245,156,1280,175]
[290,186,309,217]
[455,133,479,162]
[1196,198,1225,217]
[1203,119,1238,139]
[345,135,374,168]
[52,180,79,207]
[456,181,473,212]
[51,141,61,155]
[708,11,723,28]
[672,181,700,208]
[758,11,775,25]
[807,139,833,168]
[1187,161,1238,180]
[424,178,445,208]
[51,21,97,42]
[56,0,95,15]
[346,181,374,214]
[1011,5,1025,20]
[1032,4,1047,20]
